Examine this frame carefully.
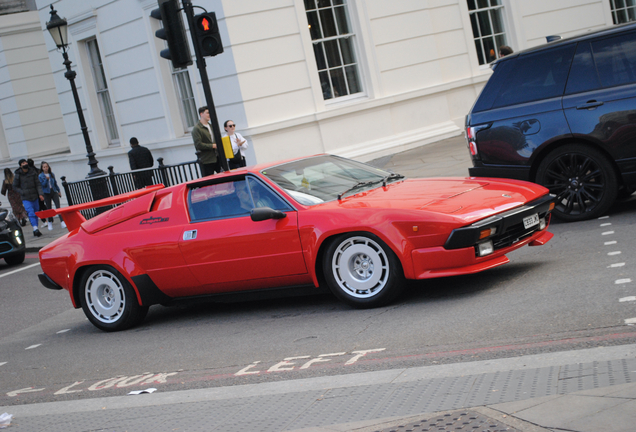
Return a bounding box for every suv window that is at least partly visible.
[490,44,575,109]
[565,42,601,94]
[591,32,636,88]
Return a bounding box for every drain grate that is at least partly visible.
[373,410,520,432]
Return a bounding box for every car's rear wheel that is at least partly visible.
[536,144,617,222]
[323,233,404,308]
[80,265,148,332]
[4,252,25,265]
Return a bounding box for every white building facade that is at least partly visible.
[0,0,625,182]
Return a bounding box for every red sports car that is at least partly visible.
[37,155,555,331]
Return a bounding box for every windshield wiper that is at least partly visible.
[337,180,381,200]
[381,172,405,187]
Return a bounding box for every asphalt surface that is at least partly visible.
[1,134,635,431]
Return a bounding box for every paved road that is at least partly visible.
[1,200,635,406]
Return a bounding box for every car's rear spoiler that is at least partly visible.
[36,184,165,232]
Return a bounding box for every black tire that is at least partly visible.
[79,265,148,332]
[536,144,618,222]
[322,233,405,309]
[4,252,25,266]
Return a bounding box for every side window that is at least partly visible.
[246,178,293,211]
[591,33,636,88]
[565,42,602,95]
[188,178,291,221]
[491,44,576,109]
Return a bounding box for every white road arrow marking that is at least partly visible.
[7,387,45,397]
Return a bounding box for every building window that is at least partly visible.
[173,67,197,130]
[468,0,508,65]
[86,39,119,144]
[304,0,362,100]
[610,0,636,23]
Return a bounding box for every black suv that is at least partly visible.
[466,22,636,221]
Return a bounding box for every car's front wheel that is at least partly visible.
[80,266,148,332]
[323,233,404,308]
[536,144,618,222]
[4,252,25,265]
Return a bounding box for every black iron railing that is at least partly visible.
[61,158,202,220]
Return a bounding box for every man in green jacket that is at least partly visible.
[192,106,221,177]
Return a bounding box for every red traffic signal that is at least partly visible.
[194,12,223,57]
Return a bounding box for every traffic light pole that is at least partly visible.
[182,0,229,171]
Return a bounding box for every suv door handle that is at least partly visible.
[576,100,604,110]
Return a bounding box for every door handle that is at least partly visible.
[183,230,197,240]
[576,100,604,110]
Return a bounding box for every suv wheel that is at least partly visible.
[536,144,617,222]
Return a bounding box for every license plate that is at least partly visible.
[523,213,540,229]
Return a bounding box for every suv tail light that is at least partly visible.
[465,124,491,158]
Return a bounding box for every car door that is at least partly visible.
[178,176,307,294]
[563,33,636,175]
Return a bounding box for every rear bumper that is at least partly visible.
[411,229,553,279]
[39,273,63,290]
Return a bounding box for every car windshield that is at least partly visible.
[260,155,402,205]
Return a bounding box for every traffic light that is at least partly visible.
[150,0,192,69]
[193,12,223,57]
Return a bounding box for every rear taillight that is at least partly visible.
[465,124,491,158]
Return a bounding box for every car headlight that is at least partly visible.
[477,240,494,257]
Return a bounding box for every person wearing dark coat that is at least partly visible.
[13,159,44,236]
[128,137,154,189]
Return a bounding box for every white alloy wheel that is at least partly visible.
[331,236,390,299]
[84,269,126,324]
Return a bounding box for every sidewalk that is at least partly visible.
[2,345,635,431]
[10,135,636,431]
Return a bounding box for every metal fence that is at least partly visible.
[61,158,202,220]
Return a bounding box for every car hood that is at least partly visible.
[331,177,549,224]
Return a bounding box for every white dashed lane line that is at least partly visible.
[25,344,41,350]
[57,329,70,334]
[600,216,636,326]
[0,362,6,367]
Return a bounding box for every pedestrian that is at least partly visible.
[38,161,66,230]
[12,159,44,237]
[1,168,28,226]
[28,158,47,225]
[192,106,221,177]
[128,137,154,189]
[224,120,248,169]
[499,45,513,57]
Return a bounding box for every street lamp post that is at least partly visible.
[46,5,105,178]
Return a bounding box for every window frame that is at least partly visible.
[303,0,365,102]
[86,38,119,146]
[610,0,636,24]
[467,0,510,66]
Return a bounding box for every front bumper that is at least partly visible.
[0,220,25,258]
[411,194,555,279]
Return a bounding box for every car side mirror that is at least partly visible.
[0,209,7,222]
[250,207,287,222]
